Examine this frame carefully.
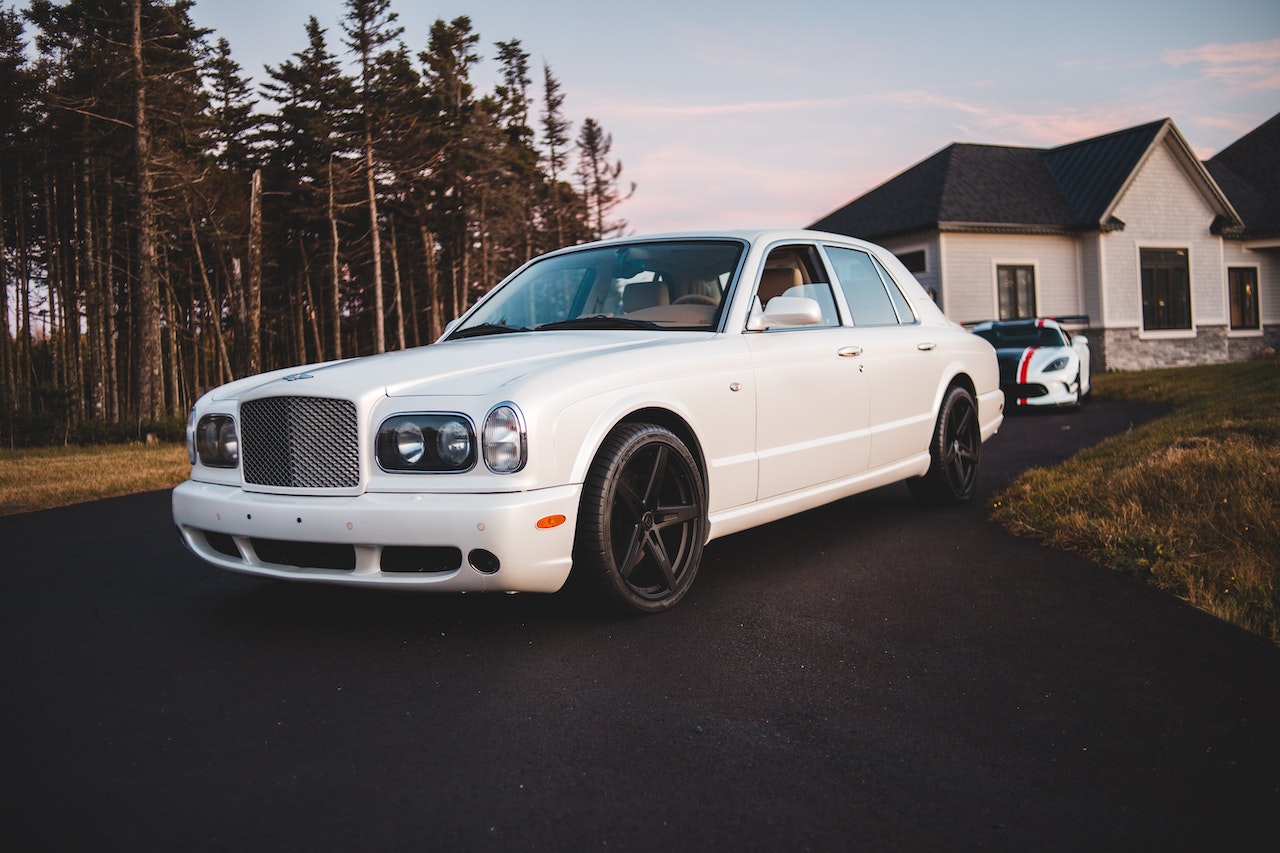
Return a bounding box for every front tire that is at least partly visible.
[908,385,981,505]
[572,423,707,614]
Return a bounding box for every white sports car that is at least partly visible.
[173,230,1004,613]
[969,318,1091,408]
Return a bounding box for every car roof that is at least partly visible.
[545,229,888,256]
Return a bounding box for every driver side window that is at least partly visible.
[756,246,840,328]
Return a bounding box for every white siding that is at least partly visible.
[878,235,941,299]
[1103,141,1225,330]
[1224,241,1280,327]
[939,232,1081,323]
[1081,231,1103,325]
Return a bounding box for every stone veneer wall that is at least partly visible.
[1092,325,1280,371]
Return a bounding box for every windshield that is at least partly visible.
[451,239,745,336]
[975,324,1070,349]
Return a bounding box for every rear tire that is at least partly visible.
[572,423,707,614]
[908,385,981,505]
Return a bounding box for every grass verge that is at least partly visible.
[0,443,190,516]
[992,359,1280,643]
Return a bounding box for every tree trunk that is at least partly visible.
[0,166,13,441]
[389,218,406,351]
[419,222,439,341]
[246,168,263,375]
[188,210,232,385]
[132,0,163,421]
[298,241,324,365]
[365,135,385,354]
[104,181,119,422]
[82,164,106,420]
[329,156,343,361]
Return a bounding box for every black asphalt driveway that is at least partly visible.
[4,401,1277,850]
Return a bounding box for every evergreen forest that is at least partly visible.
[0,0,635,446]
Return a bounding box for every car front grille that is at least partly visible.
[240,396,360,489]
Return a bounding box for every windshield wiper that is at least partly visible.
[535,315,659,331]
[449,322,530,339]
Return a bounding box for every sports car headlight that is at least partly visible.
[377,415,476,472]
[482,404,526,473]
[1045,356,1070,372]
[195,414,239,468]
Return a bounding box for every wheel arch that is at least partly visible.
[616,407,708,496]
[563,396,709,497]
[938,367,976,409]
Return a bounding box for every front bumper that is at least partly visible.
[172,480,581,592]
[1003,379,1079,407]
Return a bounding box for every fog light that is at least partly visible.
[468,549,500,574]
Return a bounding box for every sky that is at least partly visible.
[140,0,1280,233]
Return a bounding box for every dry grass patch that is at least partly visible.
[0,443,190,516]
[993,359,1280,642]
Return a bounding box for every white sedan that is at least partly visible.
[968,317,1091,408]
[173,230,1004,613]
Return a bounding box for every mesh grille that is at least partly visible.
[240,396,360,489]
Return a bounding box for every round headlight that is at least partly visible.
[218,418,239,461]
[436,420,472,466]
[195,414,239,468]
[394,421,426,464]
[377,414,476,472]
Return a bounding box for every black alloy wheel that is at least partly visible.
[908,385,982,505]
[573,423,707,614]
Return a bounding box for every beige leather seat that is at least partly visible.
[623,280,670,313]
[756,267,803,305]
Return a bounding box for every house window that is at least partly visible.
[1228,267,1259,330]
[996,265,1035,320]
[896,250,926,274]
[1141,248,1191,331]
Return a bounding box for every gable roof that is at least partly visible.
[811,117,1243,240]
[1205,113,1280,241]
[1039,119,1166,227]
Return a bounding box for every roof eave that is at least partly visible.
[1099,120,1245,231]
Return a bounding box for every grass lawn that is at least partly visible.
[0,442,190,516]
[993,358,1280,643]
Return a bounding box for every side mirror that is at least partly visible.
[746,296,824,331]
[1071,334,1089,346]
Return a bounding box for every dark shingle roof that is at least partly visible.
[1041,119,1167,226]
[811,119,1172,240]
[1206,113,1280,240]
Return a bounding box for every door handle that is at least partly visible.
[917,342,937,351]
[837,346,863,358]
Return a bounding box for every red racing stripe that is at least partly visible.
[1018,347,1037,384]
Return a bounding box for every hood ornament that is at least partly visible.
[283,372,314,382]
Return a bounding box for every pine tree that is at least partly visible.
[342,0,402,354]
[576,117,633,240]
[261,16,357,361]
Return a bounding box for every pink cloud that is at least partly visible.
[1162,38,1280,91]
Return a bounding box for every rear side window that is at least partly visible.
[826,246,907,326]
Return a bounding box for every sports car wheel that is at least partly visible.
[908,385,981,505]
[573,423,707,614]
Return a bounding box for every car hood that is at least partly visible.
[993,345,1068,384]
[207,331,710,403]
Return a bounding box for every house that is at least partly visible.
[810,114,1280,371]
